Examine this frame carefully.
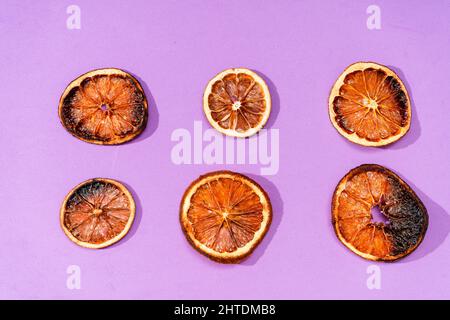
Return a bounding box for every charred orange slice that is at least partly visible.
[203,68,271,138]
[329,62,411,146]
[180,171,272,263]
[332,164,428,261]
[60,178,135,249]
[59,68,148,145]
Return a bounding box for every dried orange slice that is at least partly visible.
[203,68,271,138]
[180,171,272,263]
[332,164,428,261]
[60,178,135,249]
[59,68,148,145]
[329,62,411,146]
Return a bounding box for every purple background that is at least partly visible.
[1,0,449,299]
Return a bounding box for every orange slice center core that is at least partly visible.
[232,101,242,110]
[92,208,103,216]
[363,98,378,109]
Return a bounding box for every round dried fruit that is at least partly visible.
[59,68,148,145]
[329,62,411,146]
[332,164,428,261]
[60,178,135,249]
[180,171,272,263]
[203,68,271,138]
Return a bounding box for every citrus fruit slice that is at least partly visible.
[203,68,271,138]
[60,178,136,249]
[332,164,428,261]
[59,68,148,145]
[180,171,272,263]
[329,62,411,146]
